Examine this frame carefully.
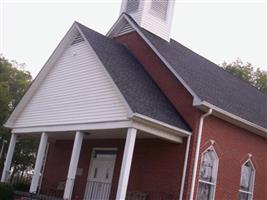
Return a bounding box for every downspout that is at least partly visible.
[189,108,212,200]
[179,135,191,200]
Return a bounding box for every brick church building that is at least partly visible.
[1,0,266,200]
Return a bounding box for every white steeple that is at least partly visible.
[120,0,175,41]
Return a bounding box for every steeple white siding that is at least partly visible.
[13,40,130,128]
[120,0,175,41]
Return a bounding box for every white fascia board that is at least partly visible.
[75,23,133,118]
[113,14,201,104]
[131,113,191,143]
[107,14,267,139]
[11,112,191,143]
[195,101,267,138]
[132,113,191,136]
[106,14,200,104]
[11,120,132,134]
[5,22,79,128]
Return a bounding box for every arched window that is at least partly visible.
[197,147,218,200]
[239,160,255,200]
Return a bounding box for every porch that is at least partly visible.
[2,115,191,200]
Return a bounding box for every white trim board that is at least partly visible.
[11,120,132,134]
[195,101,267,138]
[5,23,79,128]
[107,14,267,138]
[75,23,133,117]
[11,113,191,143]
[6,22,132,129]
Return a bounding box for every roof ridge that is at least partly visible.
[76,20,191,130]
[76,21,130,51]
[128,16,266,97]
[122,15,266,129]
[169,39,267,97]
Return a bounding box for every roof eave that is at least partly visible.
[109,14,267,138]
[107,14,202,103]
[194,101,267,138]
[4,22,80,129]
[131,113,192,137]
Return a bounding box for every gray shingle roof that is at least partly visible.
[76,22,190,131]
[135,24,267,129]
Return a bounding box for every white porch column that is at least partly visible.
[30,132,48,193]
[63,131,83,200]
[1,133,17,182]
[116,128,137,200]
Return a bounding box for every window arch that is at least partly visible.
[239,159,255,200]
[197,146,218,200]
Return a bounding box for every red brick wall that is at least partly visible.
[114,31,267,200]
[41,138,186,200]
[200,116,267,200]
[41,139,124,199]
[128,139,186,199]
[115,32,201,200]
[40,31,267,200]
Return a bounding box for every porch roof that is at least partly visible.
[77,22,191,132]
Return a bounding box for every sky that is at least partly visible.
[0,0,266,77]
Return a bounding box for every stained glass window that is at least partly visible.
[197,147,218,200]
[239,160,255,200]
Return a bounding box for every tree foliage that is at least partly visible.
[221,59,267,94]
[0,56,37,179]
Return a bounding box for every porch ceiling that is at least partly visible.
[12,114,191,143]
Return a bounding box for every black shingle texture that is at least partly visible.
[137,27,267,129]
[77,14,267,130]
[77,22,191,131]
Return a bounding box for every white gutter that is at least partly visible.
[179,135,191,200]
[107,14,267,138]
[196,101,267,137]
[107,14,201,103]
[189,109,212,200]
[132,113,192,137]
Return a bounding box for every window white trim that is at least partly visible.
[239,189,253,195]
[196,145,219,200]
[91,148,118,159]
[239,159,256,200]
[199,179,216,186]
[86,147,118,185]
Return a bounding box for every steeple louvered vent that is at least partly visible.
[116,23,134,36]
[71,33,84,45]
[120,0,175,41]
[126,0,140,13]
[150,0,169,20]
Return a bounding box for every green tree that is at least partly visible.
[0,56,37,180]
[221,59,267,94]
[254,68,267,93]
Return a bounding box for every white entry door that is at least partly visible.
[84,149,117,200]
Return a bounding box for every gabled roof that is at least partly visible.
[140,28,267,129]
[76,22,190,131]
[110,14,266,132]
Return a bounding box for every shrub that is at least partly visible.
[13,181,30,192]
[0,182,14,200]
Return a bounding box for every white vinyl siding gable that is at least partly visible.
[14,40,130,128]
